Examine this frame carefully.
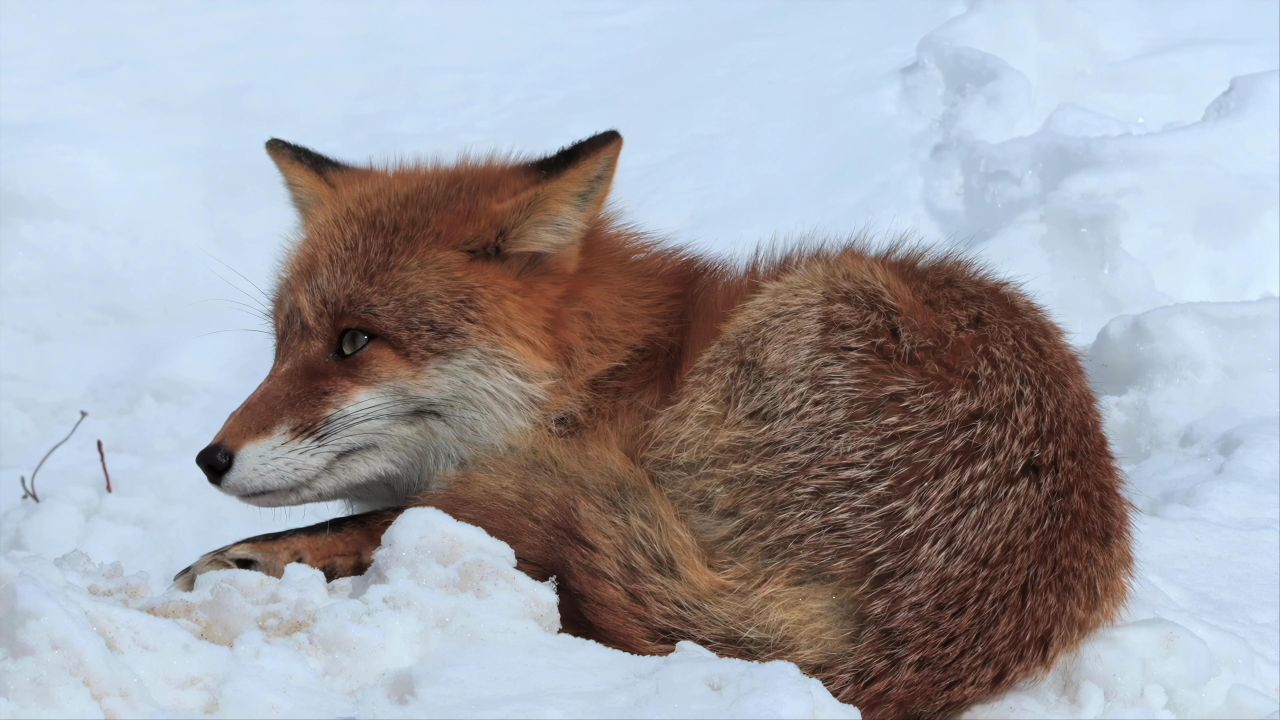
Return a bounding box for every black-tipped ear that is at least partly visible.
[265,138,352,216]
[490,131,622,266]
[525,130,623,180]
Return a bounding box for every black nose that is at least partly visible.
[195,443,234,485]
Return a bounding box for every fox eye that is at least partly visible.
[336,329,372,358]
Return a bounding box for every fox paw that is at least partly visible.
[171,540,301,591]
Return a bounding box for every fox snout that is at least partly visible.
[195,347,548,508]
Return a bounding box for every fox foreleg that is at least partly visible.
[172,509,401,590]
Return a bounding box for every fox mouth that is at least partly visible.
[230,443,376,506]
[236,486,305,506]
[327,444,372,465]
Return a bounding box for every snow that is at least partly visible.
[3,509,852,719]
[1,1,1276,718]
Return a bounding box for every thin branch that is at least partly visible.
[20,410,88,503]
[97,439,113,493]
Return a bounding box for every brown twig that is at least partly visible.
[97,439,113,493]
[19,410,88,503]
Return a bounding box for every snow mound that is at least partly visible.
[905,6,1279,340]
[2,508,856,719]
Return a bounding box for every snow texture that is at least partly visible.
[1,2,1276,718]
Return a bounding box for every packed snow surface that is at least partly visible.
[1,2,1277,718]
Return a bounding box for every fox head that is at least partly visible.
[195,131,624,507]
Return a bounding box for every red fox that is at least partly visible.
[176,131,1133,718]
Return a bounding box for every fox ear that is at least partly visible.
[498,131,623,266]
[265,138,352,216]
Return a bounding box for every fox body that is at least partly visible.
[179,132,1133,718]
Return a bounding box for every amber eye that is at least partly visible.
[337,329,372,358]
